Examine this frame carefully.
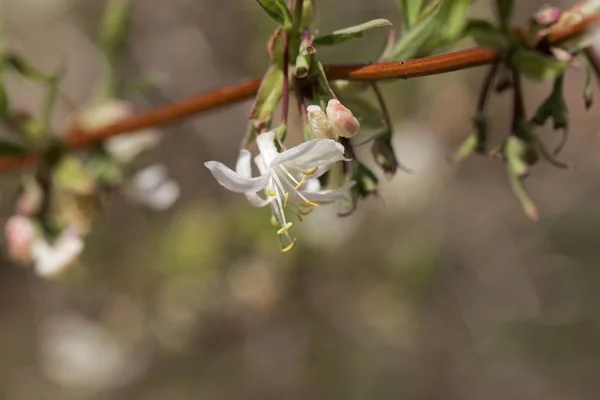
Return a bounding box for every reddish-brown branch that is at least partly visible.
[0,14,598,174]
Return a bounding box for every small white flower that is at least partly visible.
[307,105,335,139]
[205,131,353,251]
[125,164,180,211]
[32,229,84,278]
[306,99,361,139]
[326,99,360,138]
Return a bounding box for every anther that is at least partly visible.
[303,166,319,176]
[267,189,277,197]
[281,238,297,253]
[294,175,307,190]
[277,222,293,235]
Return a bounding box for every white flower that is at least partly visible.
[32,229,84,278]
[205,131,353,251]
[326,99,360,138]
[306,99,360,139]
[124,164,180,211]
[307,105,335,139]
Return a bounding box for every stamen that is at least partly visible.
[277,222,293,235]
[294,175,307,189]
[270,215,279,227]
[281,238,297,253]
[284,192,290,208]
[303,166,319,176]
[267,189,277,197]
[303,199,319,207]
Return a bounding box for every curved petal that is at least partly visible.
[245,192,272,207]
[256,131,279,167]
[205,161,268,193]
[300,182,355,203]
[236,149,253,178]
[271,139,347,171]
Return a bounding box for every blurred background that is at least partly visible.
[2,0,600,399]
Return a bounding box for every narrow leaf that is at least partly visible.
[397,0,425,30]
[313,19,392,46]
[255,0,293,31]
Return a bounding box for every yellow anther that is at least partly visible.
[281,238,297,253]
[284,192,290,208]
[294,175,307,190]
[303,200,319,207]
[303,166,319,176]
[267,189,277,197]
[277,222,293,235]
[270,215,279,227]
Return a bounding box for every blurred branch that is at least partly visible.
[0,13,598,173]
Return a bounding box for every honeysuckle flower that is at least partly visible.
[32,229,84,279]
[124,164,180,211]
[204,130,353,252]
[307,105,335,139]
[326,99,360,138]
[74,100,161,164]
[5,215,36,264]
[532,5,562,26]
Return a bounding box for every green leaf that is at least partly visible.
[371,134,401,176]
[532,75,567,128]
[391,2,441,60]
[510,49,568,81]
[0,84,9,121]
[0,140,27,156]
[255,0,293,31]
[313,19,392,46]
[451,113,487,162]
[250,65,284,122]
[5,54,51,82]
[496,0,514,31]
[463,19,508,49]
[437,0,473,44]
[397,0,425,30]
[54,156,96,195]
[100,0,131,61]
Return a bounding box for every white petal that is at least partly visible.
[300,182,355,203]
[254,155,267,175]
[106,130,161,163]
[256,131,279,167]
[271,139,346,171]
[245,192,271,207]
[236,149,253,178]
[142,181,180,210]
[33,232,84,278]
[131,164,168,192]
[205,161,269,193]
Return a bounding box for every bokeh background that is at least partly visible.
[2,0,600,399]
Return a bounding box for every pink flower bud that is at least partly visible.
[326,99,360,138]
[532,6,562,26]
[307,105,335,139]
[5,216,36,264]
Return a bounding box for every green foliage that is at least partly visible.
[254,0,294,31]
[313,19,392,46]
